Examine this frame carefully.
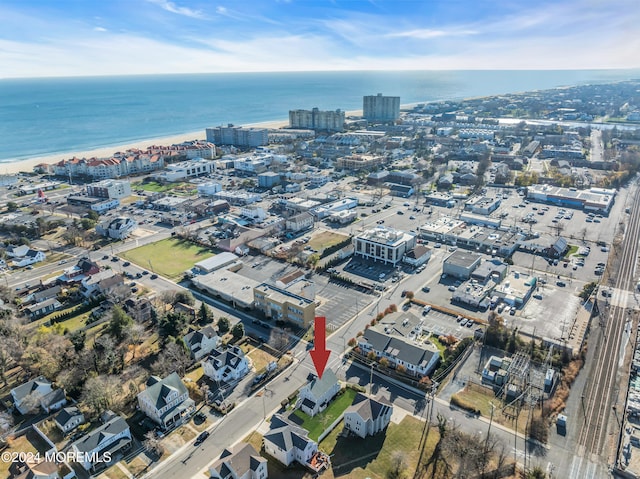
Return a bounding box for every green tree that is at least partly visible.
[107,306,133,341]
[199,303,211,323]
[87,210,99,221]
[217,316,230,334]
[158,312,189,339]
[174,290,195,306]
[579,281,598,301]
[68,330,86,352]
[231,322,245,341]
[6,202,18,212]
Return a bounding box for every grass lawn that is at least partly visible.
[123,457,150,477]
[451,383,529,434]
[185,365,204,384]
[320,415,438,479]
[429,336,447,358]
[0,435,38,478]
[246,347,278,373]
[292,388,357,441]
[120,238,214,280]
[565,244,579,257]
[132,181,196,196]
[308,231,350,253]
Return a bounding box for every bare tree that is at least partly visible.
[152,341,190,377]
[143,431,164,458]
[80,375,123,417]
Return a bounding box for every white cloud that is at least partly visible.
[93,27,108,32]
[387,28,478,40]
[146,0,207,19]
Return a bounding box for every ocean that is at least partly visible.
[1,69,639,164]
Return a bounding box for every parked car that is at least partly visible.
[195,431,210,446]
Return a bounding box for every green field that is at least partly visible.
[292,388,357,441]
[320,415,437,478]
[120,238,215,280]
[132,180,196,196]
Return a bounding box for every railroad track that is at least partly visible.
[576,184,640,459]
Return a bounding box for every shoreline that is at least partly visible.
[0,107,372,176]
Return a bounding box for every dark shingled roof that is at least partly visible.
[55,407,84,430]
[139,372,188,410]
[72,416,129,453]
[210,443,266,478]
[346,393,392,422]
[264,414,314,453]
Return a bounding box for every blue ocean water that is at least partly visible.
[1,70,639,164]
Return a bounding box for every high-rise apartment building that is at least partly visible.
[206,124,268,147]
[363,93,400,122]
[289,107,345,132]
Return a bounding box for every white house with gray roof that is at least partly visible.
[183,325,220,361]
[203,346,249,383]
[344,393,393,438]
[11,376,66,415]
[55,406,85,434]
[296,368,340,417]
[209,442,268,479]
[263,414,317,467]
[95,217,138,240]
[137,373,195,430]
[70,412,131,472]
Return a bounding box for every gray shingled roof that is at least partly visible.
[72,416,129,453]
[211,443,266,477]
[306,368,338,400]
[55,406,83,429]
[11,376,51,402]
[362,329,436,369]
[346,393,392,422]
[264,414,313,453]
[139,372,188,410]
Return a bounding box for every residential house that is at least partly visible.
[8,459,61,479]
[202,346,249,383]
[263,414,317,467]
[296,368,340,417]
[10,378,66,415]
[137,373,195,430]
[209,443,268,479]
[80,271,124,298]
[343,393,393,438]
[123,297,154,322]
[40,389,67,414]
[60,257,100,283]
[95,217,138,240]
[5,244,30,258]
[25,285,62,306]
[183,326,220,361]
[23,298,62,320]
[54,406,85,434]
[70,412,131,473]
[12,249,46,268]
[357,328,439,377]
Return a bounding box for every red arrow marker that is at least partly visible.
[310,316,331,379]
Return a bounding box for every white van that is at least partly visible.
[423,305,432,315]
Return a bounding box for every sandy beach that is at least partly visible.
[0,109,369,176]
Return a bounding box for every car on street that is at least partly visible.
[422,286,430,293]
[448,285,456,292]
[195,431,210,446]
[122,261,130,267]
[150,274,158,279]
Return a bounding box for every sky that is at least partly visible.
[1,0,639,78]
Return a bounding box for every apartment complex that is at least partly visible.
[253,283,316,328]
[289,108,345,132]
[363,93,400,122]
[353,226,416,266]
[86,179,132,199]
[206,124,269,147]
